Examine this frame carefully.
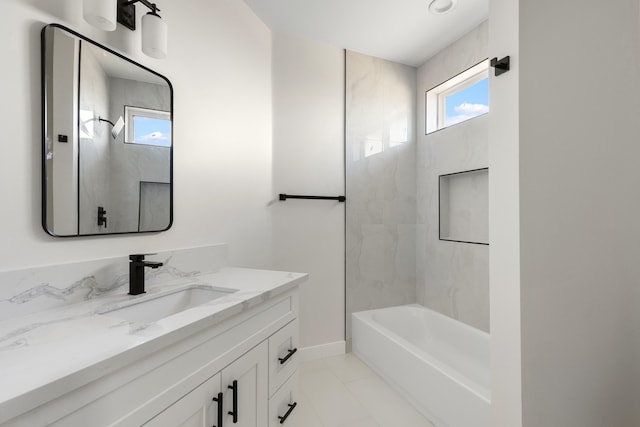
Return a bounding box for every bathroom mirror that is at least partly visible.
[42,24,173,237]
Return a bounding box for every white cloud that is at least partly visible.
[446,102,489,126]
[138,132,169,141]
[454,102,489,115]
[135,132,171,147]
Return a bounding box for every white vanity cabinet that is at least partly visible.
[218,341,268,427]
[144,341,267,427]
[3,288,300,427]
[142,371,222,427]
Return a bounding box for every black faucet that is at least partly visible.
[129,254,163,295]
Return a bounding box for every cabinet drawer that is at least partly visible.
[268,319,298,396]
[268,371,298,427]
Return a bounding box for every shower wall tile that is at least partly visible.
[74,45,172,235]
[108,78,171,232]
[345,51,417,340]
[139,182,171,232]
[346,22,488,336]
[416,21,490,332]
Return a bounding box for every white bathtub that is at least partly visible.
[352,304,490,427]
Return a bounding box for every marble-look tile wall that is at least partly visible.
[139,182,171,232]
[416,21,490,332]
[108,78,171,232]
[77,51,171,235]
[0,245,228,321]
[345,51,417,342]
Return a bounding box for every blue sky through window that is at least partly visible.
[133,116,172,147]
[444,78,489,126]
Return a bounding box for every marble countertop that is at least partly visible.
[0,267,307,424]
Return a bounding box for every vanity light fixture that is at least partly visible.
[117,0,168,59]
[83,0,168,59]
[140,8,167,59]
[428,0,456,14]
[83,0,118,31]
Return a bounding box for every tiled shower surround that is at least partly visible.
[416,22,489,332]
[345,50,418,341]
[346,20,490,337]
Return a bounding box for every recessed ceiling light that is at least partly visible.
[428,0,456,14]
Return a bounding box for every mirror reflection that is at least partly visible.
[42,24,173,237]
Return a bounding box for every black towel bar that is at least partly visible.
[279,194,346,202]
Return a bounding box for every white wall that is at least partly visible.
[490,0,640,425]
[488,0,522,424]
[518,0,640,425]
[0,0,274,271]
[271,33,345,353]
[416,22,489,332]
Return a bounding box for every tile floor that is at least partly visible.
[297,353,435,427]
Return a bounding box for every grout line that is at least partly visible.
[298,389,326,427]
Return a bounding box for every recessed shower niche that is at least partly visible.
[439,168,489,245]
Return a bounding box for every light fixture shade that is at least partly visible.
[142,13,168,59]
[83,0,117,31]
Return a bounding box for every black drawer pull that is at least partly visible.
[278,348,298,365]
[212,392,223,427]
[278,402,297,424]
[228,380,238,423]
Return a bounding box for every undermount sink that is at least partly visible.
[102,285,237,323]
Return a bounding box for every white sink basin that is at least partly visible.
[102,285,237,323]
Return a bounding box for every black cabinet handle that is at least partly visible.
[278,348,298,365]
[278,402,297,424]
[228,380,238,423]
[212,392,223,427]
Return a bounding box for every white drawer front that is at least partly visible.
[268,319,298,397]
[268,371,298,427]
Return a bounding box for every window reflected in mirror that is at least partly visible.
[125,106,172,147]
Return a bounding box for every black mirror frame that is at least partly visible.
[41,23,174,237]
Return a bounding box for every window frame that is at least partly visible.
[425,59,489,134]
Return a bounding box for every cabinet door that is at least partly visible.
[143,373,222,427]
[222,341,268,427]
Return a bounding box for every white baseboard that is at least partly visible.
[299,340,346,362]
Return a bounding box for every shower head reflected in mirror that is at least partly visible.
[99,116,125,139]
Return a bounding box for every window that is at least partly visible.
[124,106,172,147]
[425,59,489,134]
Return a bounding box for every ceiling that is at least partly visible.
[243,0,488,67]
[84,42,167,85]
